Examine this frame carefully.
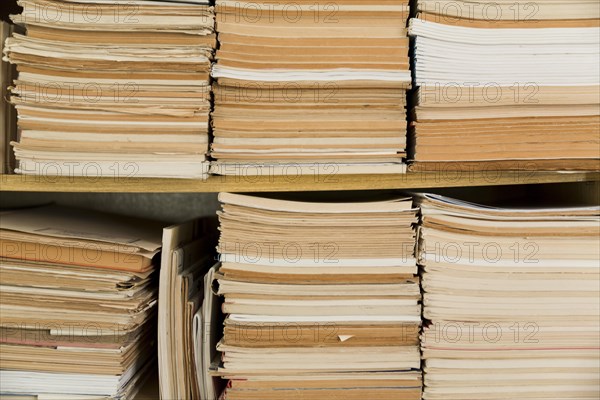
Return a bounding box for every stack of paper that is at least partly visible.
[0,205,164,398]
[1,21,17,173]
[417,193,600,400]
[157,217,223,400]
[214,193,422,399]
[3,0,215,178]
[192,265,223,400]
[408,1,600,171]
[210,0,411,175]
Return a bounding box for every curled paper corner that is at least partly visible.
[338,335,354,342]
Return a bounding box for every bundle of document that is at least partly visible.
[418,193,600,399]
[3,0,215,178]
[210,0,412,175]
[408,0,600,171]
[214,193,422,399]
[0,205,164,398]
[157,217,223,400]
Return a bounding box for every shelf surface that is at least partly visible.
[1,171,598,193]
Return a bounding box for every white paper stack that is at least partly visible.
[418,193,600,400]
[210,0,412,176]
[3,0,215,178]
[408,0,600,171]
[214,193,422,400]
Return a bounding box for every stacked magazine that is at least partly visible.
[418,193,600,399]
[0,205,164,398]
[408,0,600,171]
[211,0,412,175]
[214,193,422,399]
[3,0,215,178]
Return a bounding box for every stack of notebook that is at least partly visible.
[408,1,600,171]
[418,193,600,399]
[157,217,223,400]
[0,205,164,398]
[4,0,215,178]
[210,1,411,175]
[214,193,422,399]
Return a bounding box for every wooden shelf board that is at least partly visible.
[1,171,597,193]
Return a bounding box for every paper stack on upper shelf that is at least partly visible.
[408,0,600,171]
[0,205,164,399]
[1,21,18,174]
[417,193,600,400]
[210,0,411,176]
[213,193,422,400]
[3,0,215,178]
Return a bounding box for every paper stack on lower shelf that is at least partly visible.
[418,193,600,400]
[214,193,422,399]
[0,205,164,399]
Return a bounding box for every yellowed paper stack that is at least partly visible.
[210,0,411,176]
[0,205,164,398]
[408,0,600,171]
[417,193,600,399]
[214,193,422,399]
[3,0,215,178]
